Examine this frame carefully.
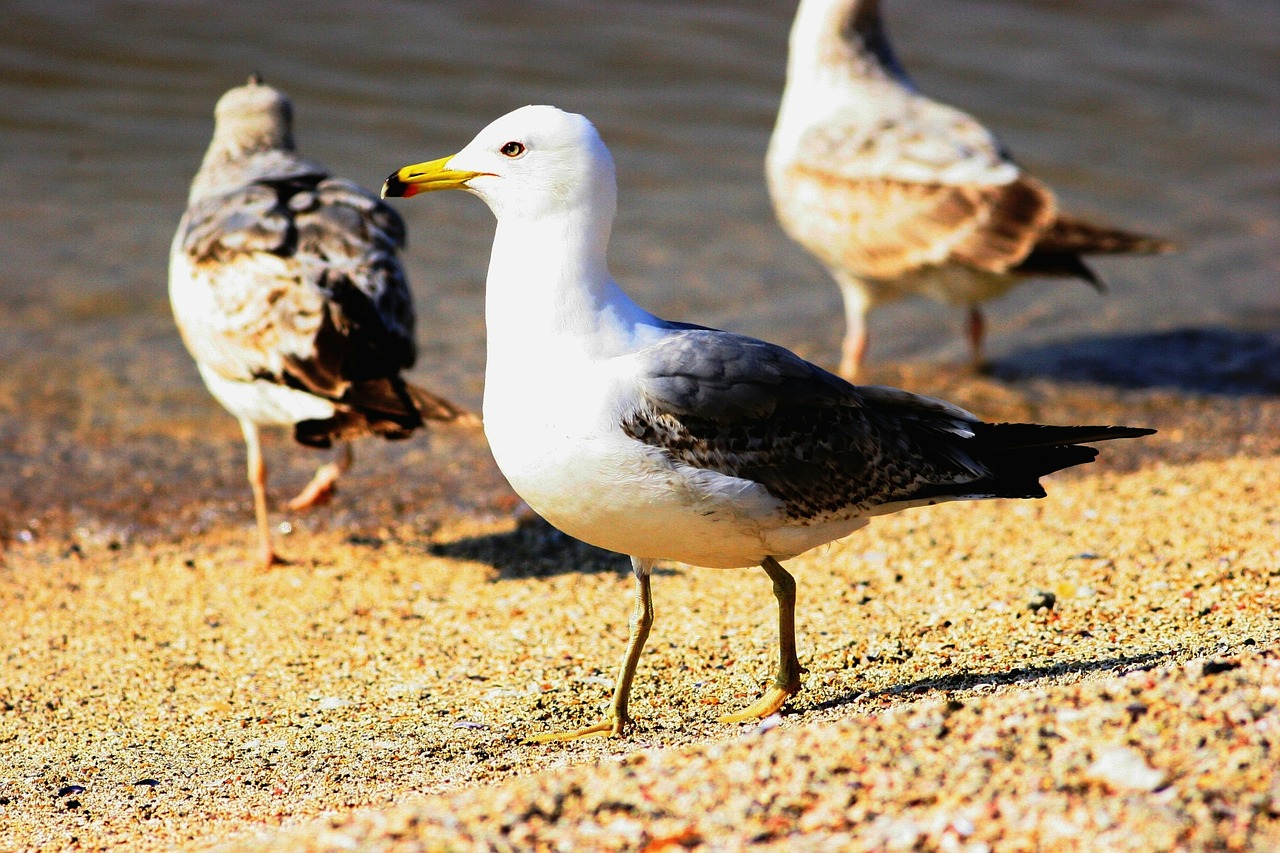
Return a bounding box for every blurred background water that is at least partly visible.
[1,0,1276,545]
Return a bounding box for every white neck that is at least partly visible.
[770,0,914,167]
[483,200,656,375]
[787,0,907,84]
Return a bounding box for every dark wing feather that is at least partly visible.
[1014,214,1175,290]
[623,330,1152,521]
[623,330,975,520]
[290,176,417,385]
[176,153,471,440]
[181,182,292,265]
[178,164,418,396]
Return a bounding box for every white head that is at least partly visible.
[785,0,908,84]
[382,105,617,223]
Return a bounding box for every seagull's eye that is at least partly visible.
[499,141,526,158]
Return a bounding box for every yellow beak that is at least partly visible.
[381,155,486,199]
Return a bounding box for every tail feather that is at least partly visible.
[911,422,1154,503]
[1014,216,1174,291]
[1039,216,1175,257]
[970,422,1155,450]
[403,380,481,427]
[1014,249,1105,291]
[293,377,478,448]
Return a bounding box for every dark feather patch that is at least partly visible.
[622,329,1153,522]
[178,152,419,401]
[1013,214,1173,290]
[293,376,471,448]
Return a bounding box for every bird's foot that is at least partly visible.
[287,463,343,511]
[837,358,861,384]
[718,683,797,724]
[257,547,291,572]
[527,714,631,743]
[970,354,993,376]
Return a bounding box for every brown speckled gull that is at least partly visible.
[169,75,474,569]
[768,0,1172,378]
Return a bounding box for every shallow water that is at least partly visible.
[1,0,1276,540]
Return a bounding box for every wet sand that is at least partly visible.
[2,367,1277,851]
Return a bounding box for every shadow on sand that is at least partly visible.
[992,326,1280,396]
[808,650,1177,715]
[429,518,631,579]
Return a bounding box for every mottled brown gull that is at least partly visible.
[169,76,474,568]
[769,0,1172,379]
[382,105,1152,739]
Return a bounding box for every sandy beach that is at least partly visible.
[3,367,1277,851]
[2,4,1278,848]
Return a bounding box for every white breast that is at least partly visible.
[482,346,867,569]
[170,237,335,428]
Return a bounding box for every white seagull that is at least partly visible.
[382,105,1151,739]
[768,0,1172,379]
[170,76,474,568]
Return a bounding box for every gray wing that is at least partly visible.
[621,329,989,521]
[176,160,416,399]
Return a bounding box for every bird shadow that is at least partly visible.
[807,649,1174,715]
[991,326,1280,396]
[428,518,632,579]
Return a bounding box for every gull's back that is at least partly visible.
[169,78,442,442]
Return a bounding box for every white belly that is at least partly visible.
[483,356,868,569]
[199,364,336,427]
[170,233,335,428]
[865,264,1021,307]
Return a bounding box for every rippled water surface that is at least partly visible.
[1,0,1276,538]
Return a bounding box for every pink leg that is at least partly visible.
[839,328,869,382]
[966,304,989,373]
[240,420,286,569]
[288,442,354,511]
[837,278,872,381]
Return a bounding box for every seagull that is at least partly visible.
[170,76,474,568]
[768,0,1173,379]
[382,105,1152,739]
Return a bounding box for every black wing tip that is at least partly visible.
[1067,255,1106,293]
[1076,425,1157,441]
[1081,261,1107,294]
[982,423,1156,446]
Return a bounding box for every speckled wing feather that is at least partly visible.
[621,329,988,521]
[777,104,1060,279]
[622,329,1150,522]
[794,100,1015,186]
[175,155,417,400]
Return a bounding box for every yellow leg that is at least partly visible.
[240,420,285,569]
[530,557,655,742]
[288,442,354,510]
[720,557,802,723]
